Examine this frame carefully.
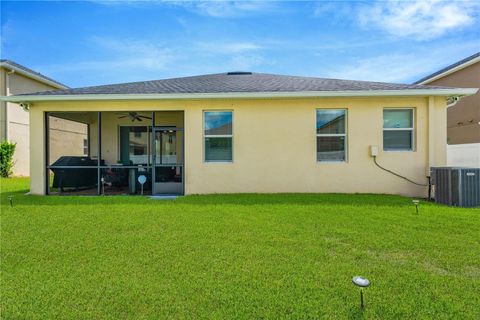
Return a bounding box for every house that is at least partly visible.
[0,60,88,176]
[1,71,477,196]
[414,52,480,167]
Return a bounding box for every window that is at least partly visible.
[83,139,88,156]
[316,109,347,161]
[383,109,414,151]
[204,111,233,162]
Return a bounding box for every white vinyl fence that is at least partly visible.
[447,143,480,167]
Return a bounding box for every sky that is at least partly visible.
[1,0,479,88]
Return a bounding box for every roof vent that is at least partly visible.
[227,71,252,75]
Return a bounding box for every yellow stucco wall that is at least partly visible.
[28,96,447,197]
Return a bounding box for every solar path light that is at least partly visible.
[8,195,13,207]
[352,276,370,308]
[412,200,420,214]
[138,175,147,195]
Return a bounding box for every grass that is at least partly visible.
[1,177,479,319]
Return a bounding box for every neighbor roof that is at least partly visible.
[414,52,480,85]
[0,59,68,89]
[3,71,478,102]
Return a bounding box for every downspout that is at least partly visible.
[427,95,463,200]
[427,96,435,200]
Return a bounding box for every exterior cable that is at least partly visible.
[373,156,428,187]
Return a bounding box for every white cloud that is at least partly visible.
[91,37,175,69]
[175,1,276,18]
[35,37,176,83]
[230,54,269,69]
[313,1,355,22]
[323,43,480,83]
[90,0,277,17]
[325,54,430,82]
[358,0,479,40]
[34,36,274,85]
[0,19,14,49]
[87,0,158,7]
[196,41,263,54]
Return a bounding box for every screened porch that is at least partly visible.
[45,111,184,195]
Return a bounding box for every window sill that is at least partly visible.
[204,161,233,163]
[316,160,347,163]
[383,149,414,152]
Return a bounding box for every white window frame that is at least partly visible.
[203,110,233,163]
[316,109,348,162]
[383,108,415,152]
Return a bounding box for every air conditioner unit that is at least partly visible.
[431,167,480,207]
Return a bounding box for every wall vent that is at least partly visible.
[227,71,253,75]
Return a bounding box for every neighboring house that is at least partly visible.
[1,72,477,197]
[0,60,88,176]
[414,52,480,167]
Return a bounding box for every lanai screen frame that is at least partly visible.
[44,110,185,195]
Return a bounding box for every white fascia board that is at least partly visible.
[0,62,68,90]
[0,88,478,103]
[418,56,480,84]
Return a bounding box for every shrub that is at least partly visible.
[0,141,16,177]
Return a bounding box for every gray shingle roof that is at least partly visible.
[413,52,480,84]
[0,59,68,88]
[22,72,452,96]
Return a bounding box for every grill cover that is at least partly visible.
[51,156,97,189]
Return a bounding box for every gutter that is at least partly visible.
[0,88,478,103]
[0,62,68,90]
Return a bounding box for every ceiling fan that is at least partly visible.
[116,112,152,122]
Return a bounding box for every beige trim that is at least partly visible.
[417,56,480,85]
[1,88,478,103]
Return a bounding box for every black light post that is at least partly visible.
[412,199,420,214]
[101,177,105,195]
[352,276,370,308]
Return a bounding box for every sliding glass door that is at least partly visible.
[152,127,184,195]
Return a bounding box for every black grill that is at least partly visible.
[50,156,97,190]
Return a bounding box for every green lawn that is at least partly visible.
[1,178,479,319]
